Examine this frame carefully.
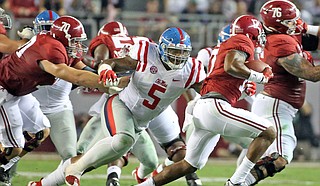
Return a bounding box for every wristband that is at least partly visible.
[247,70,264,83]
[98,64,112,75]
[306,25,319,36]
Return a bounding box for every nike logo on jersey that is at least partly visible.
[172,79,180,82]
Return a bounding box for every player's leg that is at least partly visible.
[0,96,25,185]
[131,129,158,183]
[148,106,202,186]
[192,98,275,185]
[140,116,221,186]
[65,95,138,185]
[47,109,77,160]
[76,94,108,155]
[245,94,297,185]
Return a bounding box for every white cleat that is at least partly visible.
[224,179,248,186]
[64,164,82,186]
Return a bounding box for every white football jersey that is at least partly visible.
[119,41,206,128]
[32,79,73,114]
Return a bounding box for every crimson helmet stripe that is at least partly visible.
[116,21,124,34]
[48,10,53,20]
[176,27,184,44]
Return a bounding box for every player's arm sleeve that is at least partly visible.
[302,34,319,51]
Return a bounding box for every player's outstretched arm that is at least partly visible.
[39,60,110,92]
[99,56,138,72]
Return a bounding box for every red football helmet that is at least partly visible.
[230,15,266,47]
[260,0,301,35]
[50,16,88,58]
[98,21,129,36]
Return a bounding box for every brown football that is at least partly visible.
[244,59,270,72]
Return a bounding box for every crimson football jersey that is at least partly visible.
[261,34,305,109]
[201,34,255,106]
[0,32,76,96]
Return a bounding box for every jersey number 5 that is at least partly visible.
[142,84,166,110]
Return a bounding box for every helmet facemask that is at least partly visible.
[0,9,12,29]
[280,9,301,35]
[161,43,191,70]
[67,37,88,58]
[34,21,54,34]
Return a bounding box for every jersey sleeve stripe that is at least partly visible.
[141,41,149,72]
[137,40,143,63]
[205,48,212,56]
[184,58,196,88]
[195,60,202,83]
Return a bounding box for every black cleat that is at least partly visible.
[106,178,120,186]
[0,168,11,186]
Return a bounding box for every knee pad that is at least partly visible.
[162,137,186,161]
[251,152,286,185]
[23,130,44,152]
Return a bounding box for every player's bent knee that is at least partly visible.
[164,139,186,161]
[260,127,276,142]
[111,133,135,153]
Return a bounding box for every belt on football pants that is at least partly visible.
[200,92,229,103]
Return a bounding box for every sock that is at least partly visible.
[107,165,122,179]
[155,164,163,174]
[41,159,71,185]
[245,172,257,185]
[164,158,173,166]
[230,156,255,184]
[1,156,20,171]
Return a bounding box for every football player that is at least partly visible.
[136,15,276,186]
[239,0,320,185]
[0,14,127,186]
[64,27,206,186]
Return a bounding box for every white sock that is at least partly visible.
[41,159,71,185]
[230,156,255,184]
[155,164,163,174]
[1,156,20,171]
[245,172,257,185]
[136,177,155,186]
[107,165,122,179]
[164,158,173,166]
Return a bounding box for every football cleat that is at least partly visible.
[185,172,202,186]
[132,167,147,183]
[106,177,120,186]
[0,168,10,186]
[224,179,248,186]
[27,180,42,186]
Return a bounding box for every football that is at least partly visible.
[244,59,270,72]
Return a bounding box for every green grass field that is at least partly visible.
[11,153,320,186]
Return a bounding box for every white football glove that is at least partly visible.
[17,26,35,40]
